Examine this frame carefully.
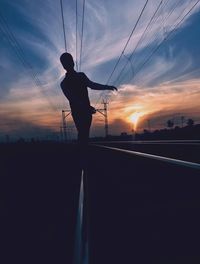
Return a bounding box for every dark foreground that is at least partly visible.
[1,142,200,264]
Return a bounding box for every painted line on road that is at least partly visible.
[91,140,200,145]
[93,145,200,170]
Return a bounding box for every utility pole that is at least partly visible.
[61,101,109,141]
[61,110,71,142]
[96,100,109,138]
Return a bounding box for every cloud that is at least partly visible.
[0,115,58,141]
[0,0,200,137]
[106,78,200,132]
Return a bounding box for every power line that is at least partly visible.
[116,0,182,87]
[130,0,200,83]
[0,11,58,112]
[79,0,86,71]
[106,0,149,86]
[60,0,67,51]
[94,0,149,108]
[108,0,200,90]
[114,0,164,87]
[97,0,200,115]
[164,0,182,22]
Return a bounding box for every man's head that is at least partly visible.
[60,53,74,71]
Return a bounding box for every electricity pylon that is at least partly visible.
[61,110,71,142]
[96,100,109,138]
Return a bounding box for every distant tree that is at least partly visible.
[17,137,25,143]
[121,132,128,136]
[31,138,36,143]
[187,118,194,127]
[167,119,174,129]
[143,129,149,134]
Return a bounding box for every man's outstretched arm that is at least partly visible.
[84,74,117,91]
[88,80,117,91]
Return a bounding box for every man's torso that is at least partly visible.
[61,72,91,114]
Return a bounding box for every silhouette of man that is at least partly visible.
[60,53,117,149]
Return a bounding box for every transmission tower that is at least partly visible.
[61,100,109,141]
[96,100,109,138]
[61,110,71,142]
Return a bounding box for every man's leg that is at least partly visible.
[72,114,92,167]
[73,114,92,147]
[78,115,92,147]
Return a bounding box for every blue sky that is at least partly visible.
[0,0,200,140]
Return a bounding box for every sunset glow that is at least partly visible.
[0,0,200,140]
[129,112,143,130]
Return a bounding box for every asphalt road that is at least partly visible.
[1,143,200,264]
[86,145,200,264]
[93,140,200,163]
[1,143,81,264]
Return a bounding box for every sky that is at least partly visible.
[0,0,200,141]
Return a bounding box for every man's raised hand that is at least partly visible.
[108,85,118,91]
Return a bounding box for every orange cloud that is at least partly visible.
[100,78,200,133]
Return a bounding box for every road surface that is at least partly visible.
[1,142,200,263]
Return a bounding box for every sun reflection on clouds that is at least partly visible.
[129,112,143,130]
[106,78,200,133]
[0,0,200,139]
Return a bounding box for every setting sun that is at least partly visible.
[129,112,142,130]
